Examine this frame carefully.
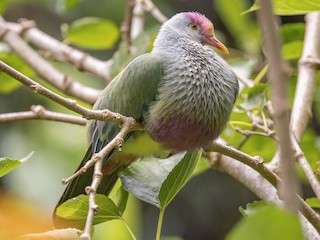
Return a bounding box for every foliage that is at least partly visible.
[0,152,33,177]
[1,0,320,239]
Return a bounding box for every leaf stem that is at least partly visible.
[156,208,165,240]
[120,217,137,240]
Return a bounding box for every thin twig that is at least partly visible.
[0,105,87,125]
[139,0,168,23]
[258,0,299,213]
[0,28,100,105]
[0,17,113,81]
[80,116,140,240]
[121,0,135,45]
[131,0,145,39]
[0,60,140,127]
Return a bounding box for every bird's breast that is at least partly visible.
[145,49,237,152]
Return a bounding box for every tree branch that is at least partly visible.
[0,105,86,125]
[205,141,320,233]
[257,0,299,213]
[0,17,113,82]
[291,12,320,140]
[138,0,168,23]
[121,0,136,46]
[0,27,100,105]
[0,60,138,127]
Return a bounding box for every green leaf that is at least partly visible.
[306,197,320,208]
[16,228,82,240]
[63,17,119,49]
[215,0,260,55]
[239,84,269,111]
[159,150,201,208]
[227,204,304,240]
[239,201,269,217]
[280,23,305,44]
[0,53,35,94]
[119,153,185,208]
[0,0,8,14]
[109,186,129,214]
[56,194,122,229]
[244,0,320,15]
[119,150,201,209]
[64,0,81,10]
[0,152,33,177]
[282,41,303,60]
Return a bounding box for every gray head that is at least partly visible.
[153,12,229,55]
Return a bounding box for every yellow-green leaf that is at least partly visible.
[63,17,119,49]
[244,0,320,15]
[0,152,33,177]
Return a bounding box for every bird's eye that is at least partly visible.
[189,23,198,30]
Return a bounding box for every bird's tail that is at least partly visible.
[52,145,119,228]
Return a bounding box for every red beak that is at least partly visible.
[205,36,229,55]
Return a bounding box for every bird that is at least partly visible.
[53,11,239,227]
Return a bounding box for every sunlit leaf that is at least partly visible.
[56,194,122,229]
[306,197,320,208]
[239,201,269,217]
[0,0,8,14]
[215,0,260,55]
[227,204,304,240]
[110,186,129,214]
[0,152,33,177]
[280,23,305,44]
[282,41,303,60]
[63,17,120,49]
[244,0,320,15]
[0,53,35,93]
[64,0,81,10]
[17,228,82,240]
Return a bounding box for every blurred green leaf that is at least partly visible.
[0,152,33,177]
[241,135,276,161]
[0,53,35,93]
[280,23,305,43]
[17,228,82,240]
[0,0,8,14]
[227,204,304,240]
[300,129,320,174]
[63,17,119,49]
[159,150,201,208]
[244,0,320,15]
[306,197,320,208]
[239,201,269,217]
[282,41,303,60]
[64,0,81,10]
[110,186,129,214]
[56,194,122,229]
[215,0,260,55]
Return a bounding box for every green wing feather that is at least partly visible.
[53,53,164,228]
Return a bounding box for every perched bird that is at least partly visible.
[54,11,239,227]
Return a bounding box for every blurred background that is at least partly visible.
[0,0,316,239]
